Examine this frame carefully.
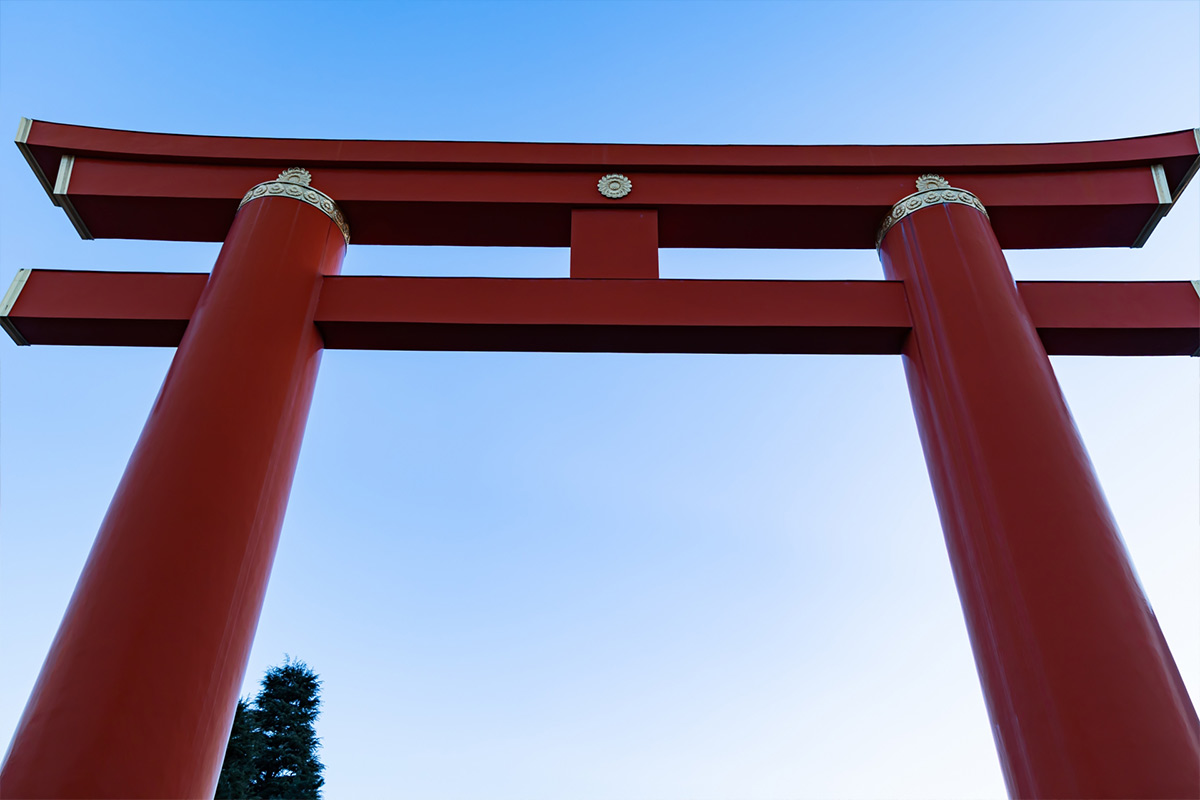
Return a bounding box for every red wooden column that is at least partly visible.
[877,176,1199,798]
[0,169,348,799]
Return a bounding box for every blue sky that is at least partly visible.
[1,2,1197,797]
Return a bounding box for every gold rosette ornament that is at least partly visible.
[597,173,633,199]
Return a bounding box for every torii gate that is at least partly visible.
[1,119,1198,800]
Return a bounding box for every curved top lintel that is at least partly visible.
[16,117,1200,188]
[14,118,1200,250]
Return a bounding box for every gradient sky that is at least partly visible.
[1,2,1197,798]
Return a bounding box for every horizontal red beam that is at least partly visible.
[17,120,1199,249]
[0,270,203,347]
[57,158,1171,249]
[1018,280,1200,355]
[3,271,1197,356]
[314,276,911,354]
[18,120,1200,183]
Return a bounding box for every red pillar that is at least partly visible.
[878,177,1199,798]
[0,169,348,799]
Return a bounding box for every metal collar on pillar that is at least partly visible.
[0,161,352,800]
[239,167,351,245]
[876,174,987,249]
[874,166,1200,797]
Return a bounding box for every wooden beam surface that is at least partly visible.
[3,270,1196,356]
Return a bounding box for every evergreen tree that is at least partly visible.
[250,658,325,800]
[215,659,325,799]
[215,698,258,799]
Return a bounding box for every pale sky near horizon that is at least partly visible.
[1,2,1197,798]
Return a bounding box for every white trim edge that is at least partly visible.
[0,269,32,346]
[1192,280,1200,357]
[1151,164,1171,204]
[1171,129,1200,203]
[14,117,60,207]
[51,154,94,240]
[1132,164,1174,248]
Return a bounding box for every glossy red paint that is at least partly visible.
[3,271,1197,356]
[6,120,1200,800]
[1,269,206,346]
[18,119,1198,248]
[20,119,1200,184]
[0,197,345,799]
[1018,280,1200,355]
[879,202,1200,798]
[570,209,659,278]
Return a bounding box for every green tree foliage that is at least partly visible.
[215,699,258,799]
[252,658,325,799]
[216,658,325,799]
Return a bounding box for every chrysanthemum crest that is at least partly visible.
[277,168,313,186]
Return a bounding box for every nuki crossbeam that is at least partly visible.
[2,119,1199,800]
[2,270,1198,356]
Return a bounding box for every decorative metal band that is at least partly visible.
[239,168,350,245]
[875,174,987,249]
